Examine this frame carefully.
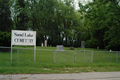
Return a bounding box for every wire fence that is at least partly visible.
[0,47,120,63]
[75,50,94,63]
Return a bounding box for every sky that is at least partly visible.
[74,0,79,10]
[74,0,92,10]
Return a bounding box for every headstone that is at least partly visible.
[97,46,99,49]
[44,40,47,47]
[56,45,64,51]
[41,43,43,47]
[110,49,112,52]
[81,41,85,48]
[69,47,74,50]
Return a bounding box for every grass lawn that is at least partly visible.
[0,46,120,74]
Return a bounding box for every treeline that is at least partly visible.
[0,0,120,50]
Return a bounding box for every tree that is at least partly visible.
[14,0,28,30]
[104,1,120,50]
[0,0,13,32]
[24,0,60,46]
[0,0,13,47]
[79,0,120,50]
[54,0,81,47]
[10,0,81,47]
[23,0,80,47]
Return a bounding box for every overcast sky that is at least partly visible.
[74,0,79,10]
[74,0,92,10]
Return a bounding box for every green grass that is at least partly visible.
[0,46,120,74]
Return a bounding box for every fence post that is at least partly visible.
[116,52,118,62]
[72,51,74,63]
[64,51,65,62]
[54,50,56,63]
[75,50,77,63]
[84,50,85,62]
[91,51,94,62]
[109,51,111,62]
[17,48,19,62]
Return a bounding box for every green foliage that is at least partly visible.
[79,0,120,50]
[0,31,11,47]
[1,0,82,47]
[3,0,120,50]
[0,0,13,32]
[14,0,28,30]
[22,0,80,46]
[85,37,99,48]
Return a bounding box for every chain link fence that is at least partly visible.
[0,47,120,63]
[54,50,74,63]
[75,50,94,63]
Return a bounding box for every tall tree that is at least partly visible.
[24,0,59,46]
[0,0,13,32]
[15,0,28,30]
[55,0,80,46]
[0,0,13,47]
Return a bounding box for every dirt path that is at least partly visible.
[0,72,120,80]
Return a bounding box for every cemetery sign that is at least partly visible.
[11,30,36,46]
[11,30,36,62]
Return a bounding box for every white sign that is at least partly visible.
[11,30,36,62]
[11,30,36,46]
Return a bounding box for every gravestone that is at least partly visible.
[69,47,74,50]
[97,46,99,49]
[44,40,47,47]
[110,49,112,52]
[41,43,43,47]
[56,45,64,51]
[81,41,85,48]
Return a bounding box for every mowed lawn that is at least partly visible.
[0,46,120,74]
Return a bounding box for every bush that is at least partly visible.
[85,37,99,48]
[0,31,11,47]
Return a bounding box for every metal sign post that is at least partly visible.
[11,45,12,62]
[11,30,13,62]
